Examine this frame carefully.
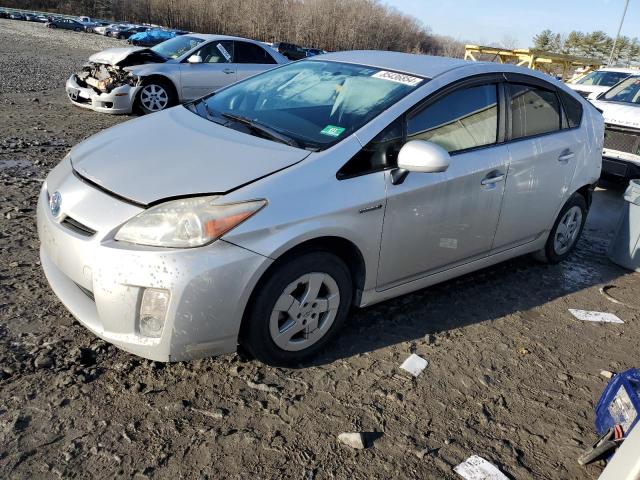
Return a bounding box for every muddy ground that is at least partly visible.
[1,18,639,480]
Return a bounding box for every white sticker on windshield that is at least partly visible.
[216,43,232,62]
[372,70,422,86]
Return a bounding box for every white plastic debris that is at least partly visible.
[337,432,366,449]
[454,455,509,480]
[400,354,428,377]
[569,309,624,324]
[600,370,615,379]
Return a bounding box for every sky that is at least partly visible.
[385,0,640,47]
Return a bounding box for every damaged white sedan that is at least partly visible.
[66,34,288,114]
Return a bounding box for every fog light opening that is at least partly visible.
[138,288,170,338]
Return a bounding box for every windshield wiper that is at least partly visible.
[191,100,224,125]
[221,112,302,149]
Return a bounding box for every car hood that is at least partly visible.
[88,47,165,66]
[591,100,640,129]
[567,84,604,94]
[70,107,310,205]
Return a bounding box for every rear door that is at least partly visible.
[492,79,581,251]
[179,40,237,100]
[234,41,278,80]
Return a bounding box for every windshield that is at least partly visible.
[151,35,204,59]
[191,60,424,150]
[576,70,631,87]
[602,76,640,105]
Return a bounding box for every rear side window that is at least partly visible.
[558,89,583,128]
[508,83,561,139]
[407,84,498,153]
[235,41,276,64]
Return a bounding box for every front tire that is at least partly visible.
[136,79,176,115]
[241,251,353,366]
[534,193,587,264]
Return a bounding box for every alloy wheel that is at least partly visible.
[553,205,583,255]
[269,272,340,352]
[139,84,169,112]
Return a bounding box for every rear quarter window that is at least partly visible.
[558,89,583,128]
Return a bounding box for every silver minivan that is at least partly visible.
[38,51,603,365]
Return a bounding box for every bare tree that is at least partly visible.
[8,0,472,56]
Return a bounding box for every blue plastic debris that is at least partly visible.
[595,368,640,437]
[129,29,178,46]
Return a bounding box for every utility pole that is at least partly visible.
[608,0,630,65]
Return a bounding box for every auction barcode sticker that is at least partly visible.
[372,70,423,86]
[217,43,232,62]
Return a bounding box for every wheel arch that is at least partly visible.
[575,182,596,209]
[136,74,179,102]
[238,236,367,339]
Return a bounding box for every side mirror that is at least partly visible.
[187,55,203,64]
[392,140,450,184]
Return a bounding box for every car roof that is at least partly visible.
[312,50,470,79]
[186,33,266,44]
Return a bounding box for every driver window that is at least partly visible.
[337,117,403,179]
[407,84,498,153]
[196,41,234,64]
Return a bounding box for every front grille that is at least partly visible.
[61,216,96,237]
[68,92,90,104]
[604,125,640,155]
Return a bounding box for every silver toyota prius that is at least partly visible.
[38,51,603,366]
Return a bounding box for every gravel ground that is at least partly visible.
[2,18,640,480]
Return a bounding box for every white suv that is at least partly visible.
[568,67,637,100]
[591,76,640,180]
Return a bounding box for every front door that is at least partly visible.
[179,40,237,100]
[377,83,509,288]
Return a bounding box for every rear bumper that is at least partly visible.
[65,74,139,115]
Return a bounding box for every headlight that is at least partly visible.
[115,196,266,248]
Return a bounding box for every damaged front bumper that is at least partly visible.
[65,74,141,114]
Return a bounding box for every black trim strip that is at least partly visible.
[72,168,146,208]
[72,156,304,208]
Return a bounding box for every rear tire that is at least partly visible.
[241,251,353,367]
[533,193,587,264]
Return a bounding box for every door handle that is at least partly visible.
[558,151,575,163]
[223,68,235,74]
[481,172,505,186]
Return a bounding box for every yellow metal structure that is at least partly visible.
[464,44,603,82]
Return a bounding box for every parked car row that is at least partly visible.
[2,8,328,56]
[1,10,49,22]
